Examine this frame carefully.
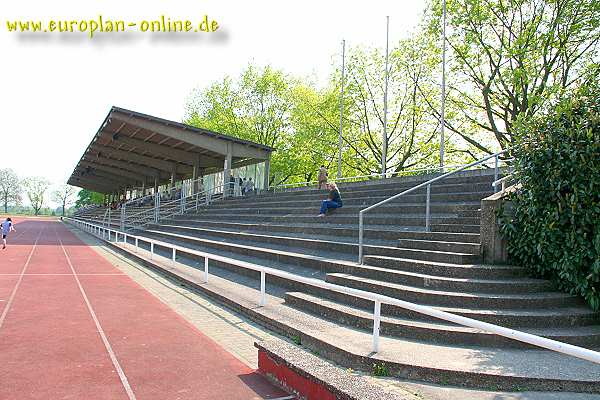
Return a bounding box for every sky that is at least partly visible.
[1,0,429,206]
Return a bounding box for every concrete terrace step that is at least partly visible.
[174,212,481,227]
[347,263,551,294]
[394,230,481,243]
[223,183,495,203]
[192,202,481,217]
[431,224,481,233]
[205,191,493,209]
[284,292,600,349]
[326,273,582,309]
[147,226,481,264]
[397,238,480,253]
[161,219,426,241]
[299,281,599,328]
[362,255,522,279]
[270,174,496,195]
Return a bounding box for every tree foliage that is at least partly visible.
[51,185,78,216]
[74,189,104,208]
[429,0,600,151]
[23,177,50,216]
[0,168,21,213]
[500,73,600,309]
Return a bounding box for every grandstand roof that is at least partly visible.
[68,106,274,194]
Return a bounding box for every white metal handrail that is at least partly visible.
[492,174,514,193]
[66,216,600,365]
[358,150,511,263]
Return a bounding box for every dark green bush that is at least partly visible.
[501,79,600,310]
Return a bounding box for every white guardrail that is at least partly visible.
[66,217,600,365]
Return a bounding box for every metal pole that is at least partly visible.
[440,0,447,172]
[494,155,499,192]
[204,257,209,283]
[382,16,390,177]
[172,248,176,265]
[259,270,266,306]
[425,184,431,232]
[358,211,364,264]
[337,39,346,179]
[372,300,381,353]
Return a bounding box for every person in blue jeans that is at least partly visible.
[318,183,343,217]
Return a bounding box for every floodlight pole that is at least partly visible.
[382,16,390,177]
[337,39,346,179]
[440,0,447,172]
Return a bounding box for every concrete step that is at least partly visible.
[205,191,493,209]
[149,225,481,264]
[271,174,496,195]
[222,183,494,204]
[193,202,481,217]
[394,231,480,244]
[326,273,582,309]
[397,238,480,253]
[284,292,600,349]
[432,224,481,233]
[174,212,481,228]
[362,255,522,279]
[347,263,551,294]
[161,219,424,241]
[299,281,599,328]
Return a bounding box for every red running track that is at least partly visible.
[0,218,289,400]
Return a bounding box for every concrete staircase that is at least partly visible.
[93,170,600,391]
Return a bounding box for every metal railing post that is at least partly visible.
[494,154,499,192]
[425,184,431,232]
[135,237,138,253]
[120,204,126,231]
[259,270,266,306]
[172,248,176,265]
[204,257,209,283]
[372,300,381,353]
[358,211,364,264]
[150,242,154,259]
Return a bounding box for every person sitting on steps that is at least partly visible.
[318,183,342,217]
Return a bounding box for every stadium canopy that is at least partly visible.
[68,106,274,195]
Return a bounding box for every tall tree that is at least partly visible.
[0,169,21,213]
[23,177,50,216]
[185,65,296,184]
[427,0,600,151]
[74,189,104,208]
[52,185,77,216]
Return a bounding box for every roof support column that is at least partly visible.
[154,175,159,195]
[223,142,233,198]
[192,155,201,193]
[263,156,271,192]
[170,164,177,195]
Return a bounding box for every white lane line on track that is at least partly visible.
[0,225,44,331]
[57,230,137,400]
[0,273,126,276]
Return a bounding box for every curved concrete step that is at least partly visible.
[326,273,582,309]
[285,292,600,349]
[362,255,523,279]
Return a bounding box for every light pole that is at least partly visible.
[337,39,346,179]
[382,16,390,177]
[440,0,447,172]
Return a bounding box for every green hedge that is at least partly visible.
[501,80,600,310]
